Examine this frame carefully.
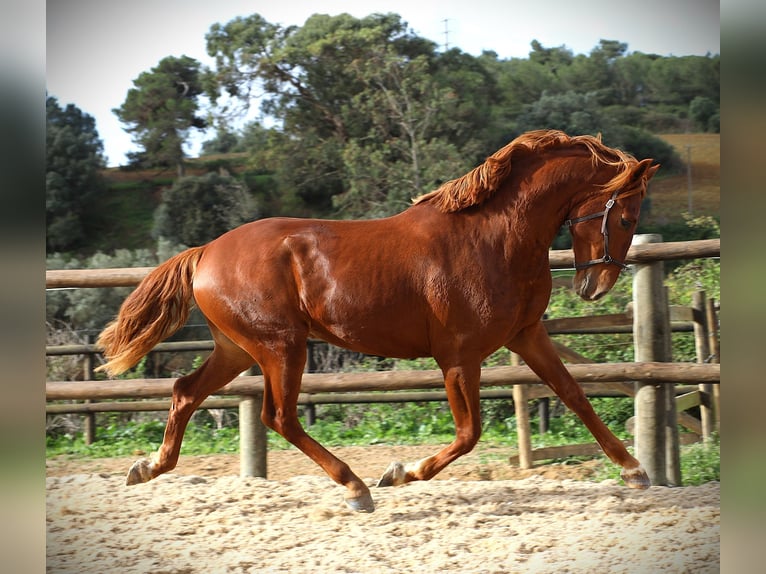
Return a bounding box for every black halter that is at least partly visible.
[564,190,628,271]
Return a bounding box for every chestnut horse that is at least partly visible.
[97,130,659,512]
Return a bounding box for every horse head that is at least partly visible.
[567,158,660,301]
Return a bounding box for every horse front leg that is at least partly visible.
[377,362,482,487]
[508,321,650,489]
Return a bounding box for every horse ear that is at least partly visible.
[630,158,660,184]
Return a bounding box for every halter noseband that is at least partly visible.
[564,190,628,271]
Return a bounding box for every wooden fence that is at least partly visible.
[46,237,720,485]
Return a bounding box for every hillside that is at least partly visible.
[643,133,720,225]
[93,134,719,253]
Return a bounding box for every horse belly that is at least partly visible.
[304,289,432,359]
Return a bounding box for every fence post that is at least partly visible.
[631,234,680,486]
[705,297,720,434]
[83,335,96,445]
[304,402,316,427]
[511,352,533,469]
[538,398,550,434]
[693,291,715,441]
[238,368,267,478]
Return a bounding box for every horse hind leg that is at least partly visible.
[252,341,375,512]
[378,363,482,487]
[126,332,254,485]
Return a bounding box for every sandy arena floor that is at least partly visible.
[46,444,719,573]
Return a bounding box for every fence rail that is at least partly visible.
[46,385,704,415]
[46,362,719,401]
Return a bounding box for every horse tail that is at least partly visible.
[95,245,207,376]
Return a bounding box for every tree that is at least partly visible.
[205,13,445,215]
[515,91,681,172]
[645,55,719,107]
[515,91,607,135]
[200,125,240,155]
[152,173,257,246]
[46,96,106,253]
[114,56,206,176]
[332,49,474,216]
[689,96,719,132]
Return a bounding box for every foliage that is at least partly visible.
[46,96,106,252]
[204,13,502,217]
[46,248,160,333]
[153,172,258,245]
[547,272,636,363]
[48,14,719,256]
[689,96,720,133]
[514,91,682,171]
[46,320,91,382]
[679,435,720,484]
[46,418,240,458]
[113,55,207,175]
[47,407,718,485]
[67,18,718,238]
[594,434,720,486]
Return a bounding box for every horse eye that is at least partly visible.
[620,217,633,229]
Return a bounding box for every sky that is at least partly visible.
[47,0,720,167]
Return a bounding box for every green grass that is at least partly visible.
[46,400,719,486]
[592,433,720,486]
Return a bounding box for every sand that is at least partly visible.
[46,445,719,573]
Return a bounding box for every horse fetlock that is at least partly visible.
[126,458,154,486]
[378,460,429,487]
[621,465,651,489]
[376,461,407,487]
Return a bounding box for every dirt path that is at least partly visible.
[46,446,719,573]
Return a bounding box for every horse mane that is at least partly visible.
[412,129,638,213]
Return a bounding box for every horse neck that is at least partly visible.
[488,156,599,251]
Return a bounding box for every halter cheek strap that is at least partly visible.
[565,190,628,271]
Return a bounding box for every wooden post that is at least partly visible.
[512,352,533,469]
[693,291,714,441]
[83,336,96,445]
[705,297,720,433]
[632,234,679,486]
[663,297,682,486]
[239,393,267,478]
[237,366,267,478]
[538,398,550,434]
[304,403,316,427]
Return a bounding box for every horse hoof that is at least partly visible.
[345,492,375,513]
[376,461,406,487]
[621,465,651,489]
[126,458,153,486]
